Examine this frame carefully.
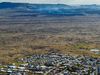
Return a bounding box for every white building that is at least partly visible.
[90,49,100,54]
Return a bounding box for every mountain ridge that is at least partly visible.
[0,2,100,16]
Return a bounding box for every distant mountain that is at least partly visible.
[0,2,100,16]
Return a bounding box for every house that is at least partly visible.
[90,49,100,54]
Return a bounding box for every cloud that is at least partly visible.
[0,0,100,4]
[69,0,100,4]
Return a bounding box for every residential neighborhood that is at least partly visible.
[0,52,100,75]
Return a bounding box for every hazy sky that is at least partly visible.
[0,0,100,5]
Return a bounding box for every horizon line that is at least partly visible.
[0,2,100,6]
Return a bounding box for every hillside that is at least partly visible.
[0,2,100,16]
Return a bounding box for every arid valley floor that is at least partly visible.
[0,2,100,75]
[0,4,100,74]
[0,14,100,64]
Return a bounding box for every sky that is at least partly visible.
[0,0,100,5]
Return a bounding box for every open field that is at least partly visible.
[0,14,100,64]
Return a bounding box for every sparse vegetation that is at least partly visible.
[0,15,100,64]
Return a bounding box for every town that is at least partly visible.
[0,52,100,75]
[0,1,100,75]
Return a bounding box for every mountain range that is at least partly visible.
[0,2,100,16]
